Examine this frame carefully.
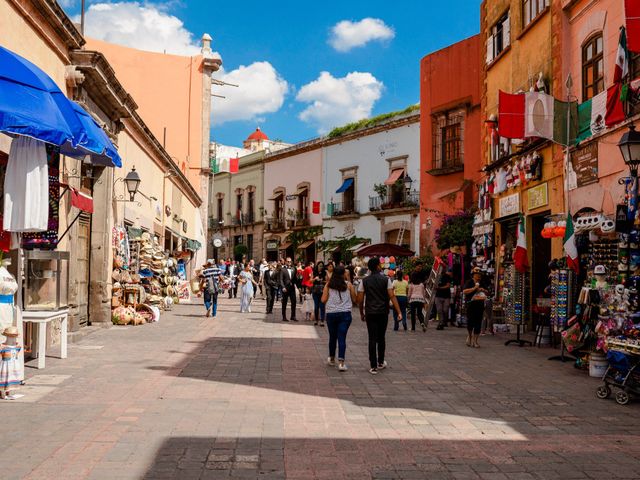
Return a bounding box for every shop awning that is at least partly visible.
[384,169,404,186]
[0,46,121,167]
[348,242,367,252]
[269,192,284,200]
[297,240,315,250]
[295,185,309,195]
[279,242,292,250]
[335,178,353,193]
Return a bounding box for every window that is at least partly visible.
[486,11,510,64]
[297,188,308,222]
[523,0,547,28]
[632,51,640,79]
[274,195,284,223]
[216,198,224,222]
[582,33,604,101]
[343,180,355,213]
[246,234,254,259]
[236,192,243,218]
[247,190,255,223]
[432,109,465,170]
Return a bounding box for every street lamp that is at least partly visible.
[403,174,413,191]
[618,125,640,176]
[124,166,141,201]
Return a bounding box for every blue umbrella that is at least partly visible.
[0,45,121,167]
[60,102,122,168]
[0,45,83,147]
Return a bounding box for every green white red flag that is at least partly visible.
[564,213,579,273]
[615,27,629,83]
[514,213,528,273]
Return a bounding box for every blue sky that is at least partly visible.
[60,0,481,146]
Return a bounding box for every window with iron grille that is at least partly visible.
[582,33,604,101]
[523,0,547,28]
[216,198,224,221]
[486,11,510,64]
[432,110,464,170]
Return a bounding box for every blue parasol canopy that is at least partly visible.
[0,45,121,167]
[60,102,122,168]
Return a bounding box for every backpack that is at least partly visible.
[207,275,218,295]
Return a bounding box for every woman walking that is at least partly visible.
[321,265,357,372]
[392,271,408,331]
[463,267,488,347]
[312,261,327,326]
[238,264,257,313]
[408,273,427,332]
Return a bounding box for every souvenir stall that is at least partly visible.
[111,227,180,325]
[0,46,123,383]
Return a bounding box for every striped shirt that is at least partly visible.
[203,266,221,284]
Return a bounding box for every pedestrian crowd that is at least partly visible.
[196,251,494,374]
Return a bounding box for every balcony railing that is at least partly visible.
[287,210,309,228]
[230,212,257,226]
[265,219,285,232]
[329,201,359,217]
[208,216,224,230]
[369,191,419,212]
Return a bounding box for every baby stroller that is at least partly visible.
[596,350,640,405]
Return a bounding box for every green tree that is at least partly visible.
[434,211,475,251]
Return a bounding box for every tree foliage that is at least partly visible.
[434,210,475,250]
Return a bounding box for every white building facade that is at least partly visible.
[321,112,421,255]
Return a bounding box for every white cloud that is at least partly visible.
[296,71,384,133]
[329,18,395,52]
[82,2,201,56]
[211,62,289,125]
[58,0,77,8]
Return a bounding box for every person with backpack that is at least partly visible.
[200,260,222,318]
[357,257,403,375]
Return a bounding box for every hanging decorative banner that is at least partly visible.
[527,182,548,211]
[571,142,598,187]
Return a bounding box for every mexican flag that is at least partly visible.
[614,27,629,83]
[513,213,529,273]
[229,157,239,174]
[576,85,625,143]
[499,91,576,145]
[564,213,579,273]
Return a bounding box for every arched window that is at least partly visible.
[582,33,604,101]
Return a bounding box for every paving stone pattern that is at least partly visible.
[2,297,640,479]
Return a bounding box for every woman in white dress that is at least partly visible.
[239,264,257,313]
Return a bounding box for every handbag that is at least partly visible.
[561,318,584,352]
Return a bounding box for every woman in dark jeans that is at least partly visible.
[312,262,327,326]
[321,265,357,371]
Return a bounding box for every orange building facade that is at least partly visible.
[419,35,483,254]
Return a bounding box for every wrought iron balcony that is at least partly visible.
[265,218,285,232]
[369,191,419,212]
[329,201,359,217]
[208,217,224,230]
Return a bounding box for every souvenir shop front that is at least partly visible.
[0,45,125,395]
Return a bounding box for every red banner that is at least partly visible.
[626,0,640,53]
[312,201,320,214]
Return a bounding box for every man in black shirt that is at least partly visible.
[435,269,452,330]
[357,257,403,375]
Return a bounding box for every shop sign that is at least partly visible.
[616,204,630,233]
[266,240,279,250]
[285,194,298,200]
[571,143,598,188]
[498,193,520,218]
[527,182,548,211]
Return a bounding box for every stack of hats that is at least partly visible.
[136,233,181,309]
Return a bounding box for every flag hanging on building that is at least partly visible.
[614,26,629,83]
[211,157,220,174]
[501,91,576,145]
[514,213,528,273]
[229,157,239,173]
[576,85,626,143]
[498,90,525,139]
[215,157,230,173]
[312,201,320,214]
[564,213,579,273]
[625,0,640,53]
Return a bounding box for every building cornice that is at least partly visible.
[70,50,137,122]
[263,113,421,163]
[35,0,84,49]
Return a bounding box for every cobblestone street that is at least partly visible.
[3,297,640,480]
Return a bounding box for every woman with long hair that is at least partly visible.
[321,265,357,372]
[408,273,427,332]
[238,264,257,313]
[312,261,327,326]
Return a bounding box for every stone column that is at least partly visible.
[89,166,115,325]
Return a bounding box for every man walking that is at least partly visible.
[263,262,277,314]
[278,257,298,321]
[201,260,222,317]
[357,257,403,374]
[435,268,453,330]
[228,260,239,299]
